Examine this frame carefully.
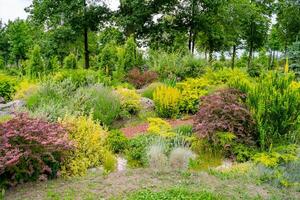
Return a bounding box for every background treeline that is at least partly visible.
[0,0,299,76]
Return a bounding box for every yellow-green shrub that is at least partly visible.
[14,79,38,100]
[176,78,209,113]
[115,88,141,117]
[102,150,117,172]
[147,117,175,138]
[153,86,180,118]
[59,115,109,177]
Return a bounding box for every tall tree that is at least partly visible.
[28,0,110,69]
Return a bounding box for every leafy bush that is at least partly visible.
[147,117,175,138]
[288,41,300,78]
[193,88,257,146]
[0,114,72,187]
[63,53,77,69]
[169,147,196,170]
[232,72,300,148]
[127,68,158,89]
[173,125,193,137]
[125,134,156,167]
[153,86,181,118]
[253,145,299,187]
[115,87,141,117]
[141,82,165,99]
[176,78,209,113]
[52,69,99,88]
[0,74,16,102]
[59,115,108,177]
[106,130,128,154]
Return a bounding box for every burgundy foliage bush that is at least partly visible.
[127,67,158,88]
[0,114,73,187]
[193,88,257,145]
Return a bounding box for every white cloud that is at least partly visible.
[0,0,120,24]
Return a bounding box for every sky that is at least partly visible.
[0,0,120,24]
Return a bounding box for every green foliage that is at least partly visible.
[232,72,300,149]
[125,134,156,167]
[106,130,128,154]
[0,73,16,101]
[63,53,77,69]
[123,36,142,72]
[27,45,44,78]
[71,85,121,126]
[142,82,165,99]
[288,41,300,77]
[52,69,99,88]
[153,86,181,118]
[126,188,221,200]
[98,41,118,75]
[102,150,117,173]
[60,115,109,177]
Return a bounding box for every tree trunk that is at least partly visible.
[248,41,253,68]
[83,0,89,69]
[231,45,236,69]
[209,49,213,62]
[188,28,192,52]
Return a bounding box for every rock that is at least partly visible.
[0,97,5,104]
[140,97,155,110]
[117,156,127,172]
[0,100,25,114]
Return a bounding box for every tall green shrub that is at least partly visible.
[27,45,44,78]
[99,42,118,75]
[123,36,142,71]
[63,53,77,69]
[231,72,300,149]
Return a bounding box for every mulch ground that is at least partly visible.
[121,117,194,138]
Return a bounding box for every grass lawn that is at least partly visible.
[5,168,299,200]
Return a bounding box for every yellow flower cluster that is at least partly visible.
[115,87,141,115]
[59,115,112,177]
[176,78,209,113]
[153,85,181,118]
[147,117,176,138]
[14,79,38,100]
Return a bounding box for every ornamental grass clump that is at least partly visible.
[0,114,73,188]
[153,85,181,118]
[169,147,196,170]
[193,88,257,146]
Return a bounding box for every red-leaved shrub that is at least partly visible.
[127,68,158,88]
[193,89,257,145]
[0,114,73,187]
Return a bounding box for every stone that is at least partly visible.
[0,97,5,104]
[0,100,25,114]
[140,97,155,110]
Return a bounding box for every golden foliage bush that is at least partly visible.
[153,86,180,118]
[115,87,141,116]
[59,115,110,177]
[14,79,38,100]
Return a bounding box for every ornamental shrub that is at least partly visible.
[0,114,72,187]
[27,45,44,78]
[193,88,257,146]
[127,68,158,89]
[231,72,300,148]
[14,79,38,100]
[142,82,165,99]
[106,130,128,154]
[59,115,108,177]
[147,117,175,138]
[0,74,16,102]
[63,53,77,69]
[153,86,181,118]
[123,36,143,72]
[176,78,209,114]
[98,41,118,75]
[115,87,141,117]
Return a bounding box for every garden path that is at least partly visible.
[121,117,194,138]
